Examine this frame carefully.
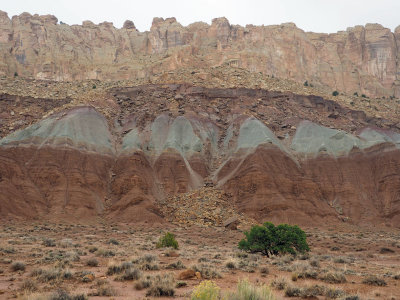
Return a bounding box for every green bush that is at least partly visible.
[156,232,178,249]
[332,91,339,96]
[238,222,309,257]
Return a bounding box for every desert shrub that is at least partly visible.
[43,238,56,247]
[135,277,152,290]
[309,259,320,267]
[191,280,220,300]
[345,296,360,300]
[88,246,98,253]
[296,268,318,279]
[156,232,178,249]
[117,267,141,281]
[285,286,301,297]
[285,285,325,298]
[239,222,309,257]
[59,238,73,248]
[133,254,159,270]
[192,264,221,279]
[260,266,269,274]
[362,275,387,286]
[108,239,119,245]
[20,279,38,293]
[379,247,394,254]
[106,261,132,275]
[332,91,339,96]
[270,277,287,290]
[226,260,237,269]
[166,260,185,270]
[304,81,309,86]
[146,274,175,297]
[31,268,72,283]
[11,261,26,272]
[325,288,345,299]
[320,272,347,284]
[176,281,187,288]
[95,248,115,257]
[86,258,99,267]
[49,289,88,300]
[226,279,274,300]
[90,280,117,296]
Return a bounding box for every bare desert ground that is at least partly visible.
[0,221,399,300]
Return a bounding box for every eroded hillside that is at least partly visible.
[1,71,400,227]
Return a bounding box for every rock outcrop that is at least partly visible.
[1,10,400,97]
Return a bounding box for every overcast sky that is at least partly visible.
[1,0,399,33]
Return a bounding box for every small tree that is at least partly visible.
[156,232,178,249]
[238,222,309,257]
[332,91,339,96]
[304,81,309,87]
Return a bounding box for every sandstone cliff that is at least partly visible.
[1,11,400,98]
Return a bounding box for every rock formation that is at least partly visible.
[0,10,400,97]
[1,84,400,226]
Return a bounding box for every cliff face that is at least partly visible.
[1,11,400,97]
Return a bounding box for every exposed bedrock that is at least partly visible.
[1,95,400,225]
[1,11,400,97]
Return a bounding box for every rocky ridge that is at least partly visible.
[1,10,400,97]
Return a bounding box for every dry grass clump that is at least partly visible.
[132,254,160,271]
[134,277,152,290]
[95,248,115,257]
[285,285,325,298]
[88,246,98,253]
[42,238,56,247]
[49,289,88,300]
[270,277,288,290]
[285,284,346,299]
[11,261,26,272]
[116,267,142,281]
[192,264,221,279]
[30,267,72,283]
[86,258,99,267]
[166,260,185,270]
[89,279,117,297]
[146,274,175,297]
[226,279,274,300]
[58,238,73,248]
[320,272,347,284]
[225,260,237,269]
[106,260,142,281]
[362,275,387,286]
[325,288,346,299]
[106,261,132,275]
[20,279,38,293]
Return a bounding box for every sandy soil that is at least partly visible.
[0,221,399,299]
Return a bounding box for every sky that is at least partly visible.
[1,0,399,33]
